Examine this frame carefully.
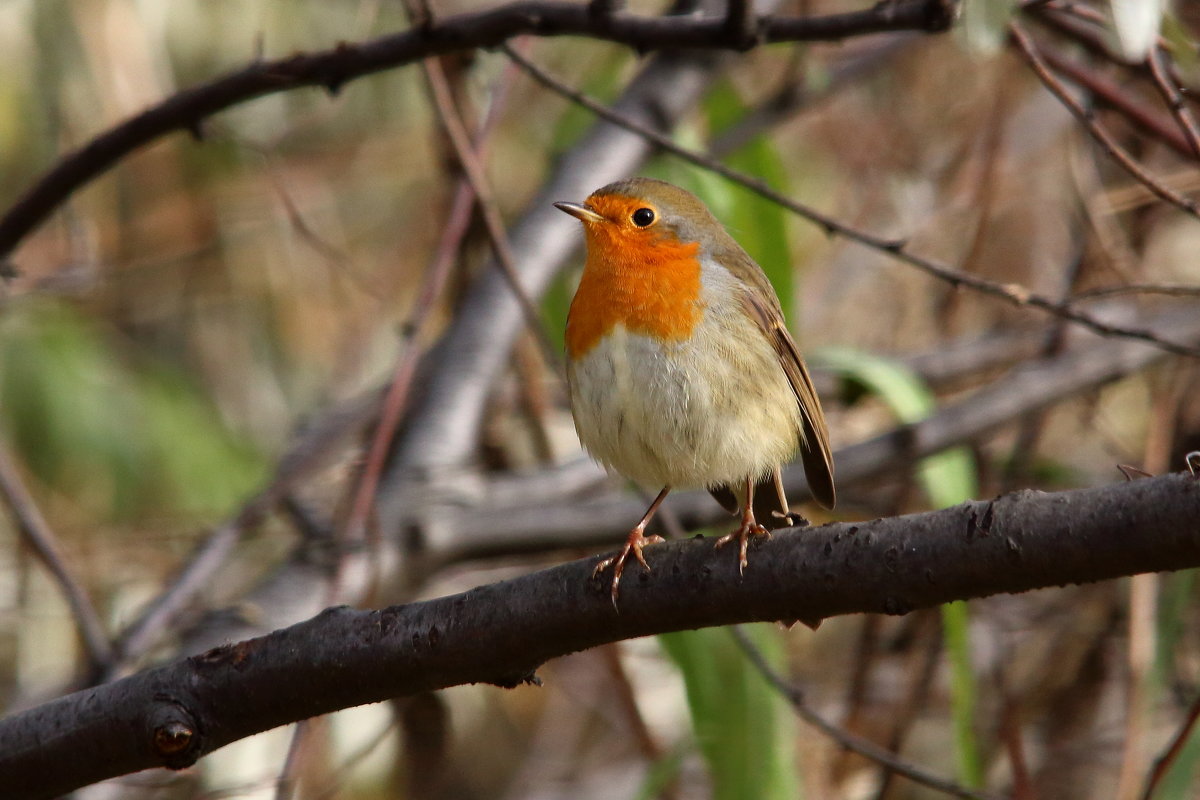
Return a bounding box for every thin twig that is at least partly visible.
[1009,22,1200,219]
[502,44,1200,359]
[597,644,679,799]
[874,613,943,799]
[417,53,565,375]
[311,712,400,800]
[1025,3,1137,66]
[1141,693,1200,800]
[336,39,536,589]
[1071,283,1200,301]
[0,441,113,673]
[1032,44,1194,158]
[1147,46,1200,159]
[273,719,312,800]
[729,627,996,800]
[710,36,914,156]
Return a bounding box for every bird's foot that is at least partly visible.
[594,530,665,607]
[715,517,769,574]
[772,509,809,528]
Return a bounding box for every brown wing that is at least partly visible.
[728,252,836,510]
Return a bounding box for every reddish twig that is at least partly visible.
[0,441,113,674]
[1009,22,1200,219]
[1140,693,1200,800]
[310,710,399,799]
[273,719,315,800]
[337,57,522,569]
[1032,44,1194,158]
[1148,46,1200,159]
[1025,3,1135,66]
[502,45,1200,359]
[416,51,564,374]
[874,615,943,799]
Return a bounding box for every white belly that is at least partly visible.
[566,305,801,491]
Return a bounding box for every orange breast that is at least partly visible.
[566,226,704,360]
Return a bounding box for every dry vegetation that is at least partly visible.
[1,0,1199,798]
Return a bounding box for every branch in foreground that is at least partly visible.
[0,0,953,260]
[3,473,1198,798]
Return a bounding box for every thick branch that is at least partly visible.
[0,0,952,261]
[2,473,1198,798]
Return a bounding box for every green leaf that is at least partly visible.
[1151,570,1200,797]
[941,599,984,787]
[0,300,266,520]
[817,346,983,787]
[817,347,978,507]
[659,624,799,800]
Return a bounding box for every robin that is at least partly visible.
[555,177,835,605]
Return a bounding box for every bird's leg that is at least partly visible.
[594,486,670,606]
[715,476,770,573]
[769,465,807,528]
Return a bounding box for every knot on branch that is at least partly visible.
[149,699,203,769]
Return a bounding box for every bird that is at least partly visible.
[555,177,835,605]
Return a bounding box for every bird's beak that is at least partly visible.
[554,201,604,223]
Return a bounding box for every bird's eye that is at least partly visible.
[631,207,655,227]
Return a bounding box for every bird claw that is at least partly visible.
[595,532,665,608]
[715,521,770,574]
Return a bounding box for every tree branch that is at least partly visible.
[0,0,953,262]
[1,473,1197,798]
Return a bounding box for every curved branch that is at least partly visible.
[0,0,953,261]
[2,473,1198,799]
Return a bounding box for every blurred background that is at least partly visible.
[1,0,1200,797]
